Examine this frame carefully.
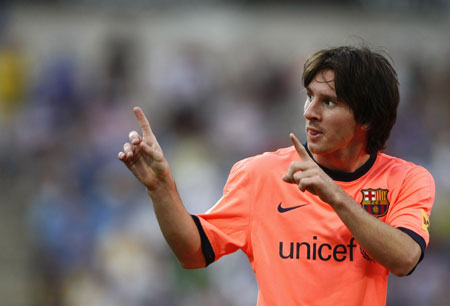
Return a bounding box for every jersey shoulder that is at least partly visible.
[233,146,297,173]
[375,153,434,184]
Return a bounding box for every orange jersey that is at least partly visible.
[193,146,435,306]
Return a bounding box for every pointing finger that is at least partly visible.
[290,133,311,161]
[134,107,155,140]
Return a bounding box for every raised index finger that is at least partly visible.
[290,133,311,161]
[133,107,153,139]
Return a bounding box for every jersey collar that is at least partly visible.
[304,143,377,182]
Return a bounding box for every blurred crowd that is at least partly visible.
[1,5,450,306]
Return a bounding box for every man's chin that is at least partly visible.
[307,142,328,155]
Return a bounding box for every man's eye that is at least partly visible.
[307,94,314,100]
[325,100,336,107]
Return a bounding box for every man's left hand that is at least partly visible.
[282,133,346,206]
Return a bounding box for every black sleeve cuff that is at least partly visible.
[191,215,215,267]
[398,227,426,275]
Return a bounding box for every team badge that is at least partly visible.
[360,188,390,217]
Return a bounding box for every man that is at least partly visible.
[118,46,434,305]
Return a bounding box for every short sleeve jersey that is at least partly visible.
[193,146,435,306]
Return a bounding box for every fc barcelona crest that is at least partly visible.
[360,188,390,217]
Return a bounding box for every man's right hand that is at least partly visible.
[118,107,204,269]
[118,107,171,191]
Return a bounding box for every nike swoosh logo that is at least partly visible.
[277,202,309,213]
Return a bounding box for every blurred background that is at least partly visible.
[1,0,449,305]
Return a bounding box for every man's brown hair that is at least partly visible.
[303,46,400,154]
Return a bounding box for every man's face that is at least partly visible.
[304,69,367,160]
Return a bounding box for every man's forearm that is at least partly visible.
[331,192,421,276]
[147,180,205,269]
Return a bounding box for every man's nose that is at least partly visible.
[304,99,321,121]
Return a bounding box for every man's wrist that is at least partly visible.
[146,177,177,198]
[329,190,354,211]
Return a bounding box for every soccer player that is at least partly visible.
[118,46,435,305]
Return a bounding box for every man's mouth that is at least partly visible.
[306,127,323,137]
